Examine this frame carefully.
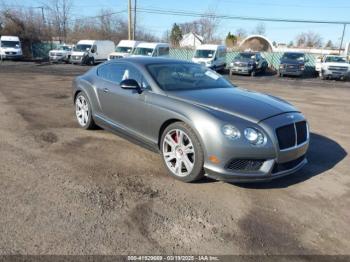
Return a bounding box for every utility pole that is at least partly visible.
[133,0,137,40]
[339,24,347,55]
[128,0,132,40]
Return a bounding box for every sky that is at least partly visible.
[3,0,350,46]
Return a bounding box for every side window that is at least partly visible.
[158,47,169,56]
[97,63,127,84]
[122,65,151,90]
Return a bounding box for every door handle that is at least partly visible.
[103,88,109,93]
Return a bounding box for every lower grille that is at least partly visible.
[226,159,265,172]
[272,155,305,174]
[276,121,308,150]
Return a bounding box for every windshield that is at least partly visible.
[73,44,92,52]
[194,49,215,58]
[133,47,154,56]
[236,53,255,60]
[58,46,71,51]
[325,56,347,63]
[282,53,304,61]
[116,46,132,53]
[147,63,234,91]
[1,41,20,48]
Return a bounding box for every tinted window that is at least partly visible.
[97,63,127,83]
[158,47,169,56]
[282,53,304,61]
[147,62,234,91]
[194,50,215,58]
[122,65,151,90]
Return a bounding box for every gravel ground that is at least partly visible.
[0,61,349,255]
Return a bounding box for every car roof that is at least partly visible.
[107,57,193,65]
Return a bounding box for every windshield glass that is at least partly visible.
[147,63,234,91]
[116,46,132,53]
[282,53,304,61]
[58,46,71,51]
[325,56,347,63]
[194,49,215,58]
[73,44,92,52]
[236,53,255,60]
[1,41,20,48]
[133,47,154,56]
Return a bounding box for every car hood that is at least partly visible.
[324,62,350,67]
[233,58,254,63]
[167,87,298,123]
[71,51,86,56]
[280,59,304,65]
[50,50,68,53]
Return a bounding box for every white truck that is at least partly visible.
[49,44,73,63]
[192,44,226,72]
[0,35,23,60]
[108,40,142,60]
[315,55,350,80]
[132,42,170,57]
[70,40,115,65]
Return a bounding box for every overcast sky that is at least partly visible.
[5,0,350,46]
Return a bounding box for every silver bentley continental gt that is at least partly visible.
[72,57,309,183]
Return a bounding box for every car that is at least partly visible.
[70,40,115,65]
[0,35,23,60]
[192,44,226,72]
[72,57,309,183]
[108,40,142,60]
[229,52,268,77]
[315,55,350,80]
[131,42,170,57]
[279,52,308,77]
[49,44,72,63]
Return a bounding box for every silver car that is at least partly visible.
[72,57,309,183]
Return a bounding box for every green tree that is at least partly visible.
[225,32,237,47]
[170,23,183,47]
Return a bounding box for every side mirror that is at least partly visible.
[91,48,96,53]
[120,79,142,93]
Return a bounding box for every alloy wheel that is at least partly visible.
[75,94,89,127]
[162,129,195,177]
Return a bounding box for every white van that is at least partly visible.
[132,42,169,57]
[108,40,142,60]
[192,44,226,71]
[70,40,115,65]
[0,36,23,60]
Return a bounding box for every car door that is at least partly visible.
[96,62,153,141]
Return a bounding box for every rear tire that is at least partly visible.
[160,122,204,182]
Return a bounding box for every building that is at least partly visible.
[180,32,204,48]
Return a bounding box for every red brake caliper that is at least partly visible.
[172,132,178,144]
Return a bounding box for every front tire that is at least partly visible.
[161,122,204,182]
[75,92,96,130]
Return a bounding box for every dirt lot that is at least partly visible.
[0,61,349,255]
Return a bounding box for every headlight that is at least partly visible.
[244,128,266,145]
[230,62,234,67]
[279,64,285,69]
[300,65,305,70]
[206,60,212,65]
[222,125,241,140]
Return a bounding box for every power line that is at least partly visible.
[135,7,350,25]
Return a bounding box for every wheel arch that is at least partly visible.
[158,118,183,148]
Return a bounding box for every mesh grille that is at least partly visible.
[272,155,305,174]
[276,121,308,150]
[226,159,265,172]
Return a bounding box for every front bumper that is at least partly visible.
[279,67,303,76]
[70,56,84,63]
[202,113,309,182]
[49,56,66,62]
[1,54,22,60]
[322,69,348,79]
[230,66,252,75]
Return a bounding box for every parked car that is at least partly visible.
[279,52,308,77]
[0,35,23,60]
[49,44,72,63]
[192,44,226,72]
[70,40,115,65]
[132,42,169,57]
[315,55,350,80]
[72,57,309,183]
[229,52,268,76]
[108,40,142,60]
